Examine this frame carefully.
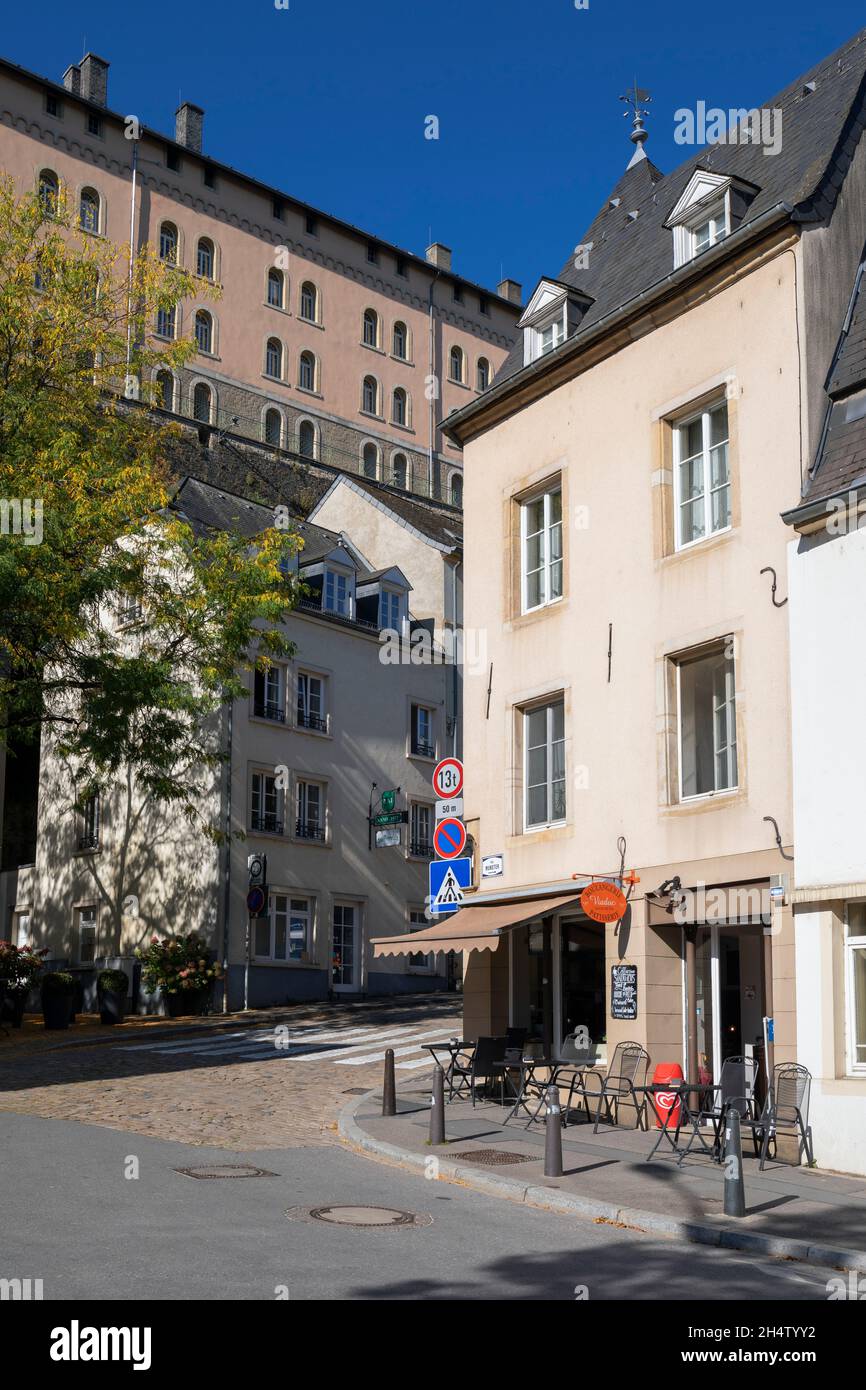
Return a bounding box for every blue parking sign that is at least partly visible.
[429,857,472,915]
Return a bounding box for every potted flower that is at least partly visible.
[41,971,76,1030]
[97,969,129,1025]
[135,934,223,1017]
[0,941,48,1028]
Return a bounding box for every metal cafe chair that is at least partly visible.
[742,1063,815,1170]
[676,1054,759,1165]
[449,1035,507,1107]
[582,1041,650,1133]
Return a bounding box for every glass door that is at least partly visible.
[332,903,360,992]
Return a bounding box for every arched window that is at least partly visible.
[38,169,58,215]
[299,420,316,458]
[477,357,490,391]
[265,337,283,379]
[362,442,379,479]
[300,281,317,322]
[159,222,178,263]
[363,308,378,348]
[392,387,408,427]
[267,268,284,309]
[298,351,316,392]
[392,321,408,359]
[449,345,464,383]
[450,474,463,507]
[197,238,214,279]
[79,187,99,233]
[195,310,213,354]
[156,305,176,339]
[193,382,212,423]
[156,371,174,412]
[264,408,282,446]
[392,453,408,489]
[362,375,378,415]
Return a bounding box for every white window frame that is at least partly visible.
[250,769,285,836]
[844,902,866,1075]
[323,567,353,618]
[77,905,97,963]
[295,778,326,842]
[411,703,435,759]
[254,663,286,721]
[523,699,566,832]
[673,401,731,552]
[409,803,433,858]
[520,486,563,614]
[408,907,434,973]
[254,892,313,963]
[675,646,738,802]
[378,585,404,633]
[681,199,729,264]
[296,670,327,732]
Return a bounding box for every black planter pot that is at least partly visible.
[98,990,126,1025]
[0,987,28,1028]
[165,988,207,1018]
[42,992,74,1030]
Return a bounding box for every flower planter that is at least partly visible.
[0,987,28,1028]
[99,991,126,1025]
[165,989,207,1018]
[42,993,74,1030]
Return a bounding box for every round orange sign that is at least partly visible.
[580,881,628,924]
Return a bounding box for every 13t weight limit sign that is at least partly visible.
[432,757,463,799]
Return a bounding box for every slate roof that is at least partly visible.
[787,262,866,517]
[491,25,866,391]
[311,473,463,551]
[169,475,344,564]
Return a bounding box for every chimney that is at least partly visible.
[79,53,109,107]
[175,102,204,153]
[425,242,452,272]
[497,278,523,306]
[62,64,81,96]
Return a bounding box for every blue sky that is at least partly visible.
[3,1,864,294]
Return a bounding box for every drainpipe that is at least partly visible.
[125,138,138,387]
[542,917,554,1057]
[428,269,441,498]
[684,926,699,1098]
[451,560,459,756]
[763,925,775,1089]
[220,698,233,1012]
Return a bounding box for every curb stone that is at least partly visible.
[338,1091,866,1275]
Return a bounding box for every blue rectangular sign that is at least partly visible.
[428,857,472,915]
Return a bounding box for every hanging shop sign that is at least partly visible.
[611,963,638,1020]
[581,881,628,924]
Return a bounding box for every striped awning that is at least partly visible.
[371,892,582,956]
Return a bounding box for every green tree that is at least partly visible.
[0,178,301,950]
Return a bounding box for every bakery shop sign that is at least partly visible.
[580,881,628,924]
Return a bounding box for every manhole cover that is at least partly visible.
[342,1088,368,1095]
[286,1204,432,1229]
[175,1164,277,1180]
[450,1149,535,1166]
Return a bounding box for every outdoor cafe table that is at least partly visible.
[423,1039,472,1099]
[499,1056,554,1124]
[633,1081,719,1162]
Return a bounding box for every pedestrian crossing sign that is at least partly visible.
[429,857,472,915]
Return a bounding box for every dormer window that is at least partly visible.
[378,586,404,632]
[324,568,353,617]
[666,168,759,269]
[518,278,593,367]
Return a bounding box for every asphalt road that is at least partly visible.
[0,1112,840,1301]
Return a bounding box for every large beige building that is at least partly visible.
[379,29,866,1124]
[0,49,520,507]
[8,457,462,1010]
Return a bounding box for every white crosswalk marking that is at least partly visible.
[115,1021,453,1070]
[396,1056,438,1070]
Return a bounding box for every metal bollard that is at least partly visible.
[429,1065,446,1145]
[544,1084,563,1178]
[382,1047,396,1116]
[723,1107,746,1218]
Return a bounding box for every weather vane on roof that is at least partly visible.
[619,82,652,158]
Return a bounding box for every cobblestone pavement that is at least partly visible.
[0,996,461,1149]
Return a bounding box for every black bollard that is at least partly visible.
[723,1107,746,1218]
[382,1047,396,1116]
[429,1065,446,1146]
[544,1084,563,1178]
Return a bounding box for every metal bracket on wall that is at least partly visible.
[763,815,794,862]
[759,566,788,607]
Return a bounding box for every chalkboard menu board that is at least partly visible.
[611,964,638,1020]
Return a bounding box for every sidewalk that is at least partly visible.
[341,1087,866,1274]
